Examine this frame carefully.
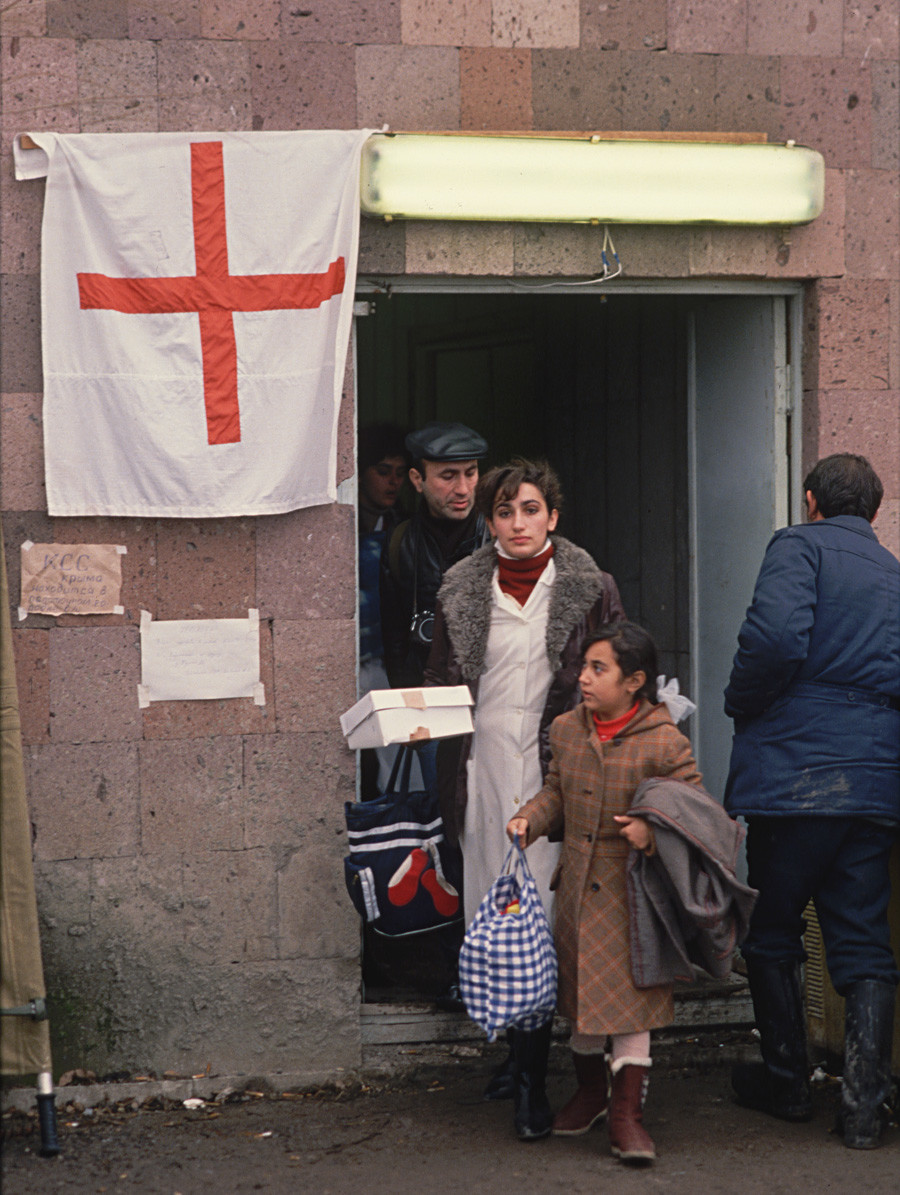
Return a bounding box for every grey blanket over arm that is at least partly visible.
[625,777,758,989]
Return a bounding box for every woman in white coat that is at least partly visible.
[426,458,624,1140]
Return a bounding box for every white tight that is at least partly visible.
[570,1030,651,1062]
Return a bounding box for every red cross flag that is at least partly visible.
[14,131,372,517]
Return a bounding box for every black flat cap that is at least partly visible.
[405,422,488,463]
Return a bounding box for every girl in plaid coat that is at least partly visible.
[507,620,702,1165]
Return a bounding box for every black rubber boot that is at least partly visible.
[511,1021,553,1141]
[839,980,896,1149]
[484,1029,516,1101]
[731,958,813,1122]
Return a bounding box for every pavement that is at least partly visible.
[3,1030,899,1194]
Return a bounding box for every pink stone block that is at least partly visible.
[76,39,160,133]
[26,741,140,860]
[243,731,354,847]
[200,0,281,39]
[406,221,516,275]
[871,61,899,171]
[747,0,843,56]
[816,389,900,491]
[875,498,899,561]
[492,0,580,49]
[256,504,355,620]
[1,151,44,274]
[815,280,892,390]
[668,0,748,54]
[0,0,46,36]
[460,47,532,130]
[11,627,51,744]
[139,737,244,854]
[773,166,845,279]
[276,829,359,959]
[279,0,400,43]
[33,859,92,932]
[337,360,355,487]
[91,855,186,944]
[49,626,142,743]
[359,218,407,273]
[0,274,42,393]
[157,40,252,132]
[154,518,256,620]
[0,36,79,135]
[2,510,56,630]
[581,0,667,51]
[0,392,46,512]
[46,0,127,37]
[890,278,900,390]
[402,0,491,47]
[182,849,277,963]
[689,227,774,278]
[356,45,460,130]
[779,57,872,170]
[129,0,200,38]
[272,618,356,734]
[248,40,357,131]
[844,169,900,280]
[614,50,718,131]
[531,49,619,130]
[844,0,900,61]
[141,621,274,739]
[711,55,781,135]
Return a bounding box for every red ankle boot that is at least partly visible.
[608,1058,655,1164]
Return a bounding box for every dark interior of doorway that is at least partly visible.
[356,290,692,1002]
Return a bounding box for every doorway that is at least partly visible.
[354,282,801,1001]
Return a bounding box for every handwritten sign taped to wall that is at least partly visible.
[138,609,265,707]
[19,541,125,618]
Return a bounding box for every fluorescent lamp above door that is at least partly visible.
[360,133,825,226]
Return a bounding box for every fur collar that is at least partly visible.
[438,535,606,682]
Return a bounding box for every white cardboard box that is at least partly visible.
[340,685,474,748]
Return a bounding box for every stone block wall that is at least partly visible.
[1,0,897,1079]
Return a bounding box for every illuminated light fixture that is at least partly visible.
[360,133,825,226]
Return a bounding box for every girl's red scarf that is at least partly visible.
[592,702,639,741]
[496,542,555,605]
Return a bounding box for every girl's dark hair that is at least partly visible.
[581,621,658,705]
[475,457,563,519]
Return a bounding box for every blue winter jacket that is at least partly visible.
[723,516,900,820]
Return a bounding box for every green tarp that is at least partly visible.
[1,525,52,1075]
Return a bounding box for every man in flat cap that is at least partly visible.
[380,421,489,691]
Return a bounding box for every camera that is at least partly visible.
[409,609,435,647]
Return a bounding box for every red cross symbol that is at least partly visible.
[77,141,346,446]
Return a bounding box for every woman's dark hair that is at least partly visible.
[581,621,658,705]
[803,453,883,521]
[475,457,563,520]
[357,422,410,474]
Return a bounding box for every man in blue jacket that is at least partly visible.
[724,453,900,1149]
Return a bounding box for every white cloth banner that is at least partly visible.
[14,130,372,517]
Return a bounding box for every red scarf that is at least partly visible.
[496,543,555,605]
[592,702,639,741]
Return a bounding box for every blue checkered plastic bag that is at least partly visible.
[458,843,557,1042]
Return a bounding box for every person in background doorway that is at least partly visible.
[380,422,490,694]
[357,423,409,798]
[506,621,703,1161]
[426,458,625,1138]
[724,453,900,1149]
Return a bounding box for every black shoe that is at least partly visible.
[511,1023,553,1141]
[839,980,896,1149]
[484,1031,516,1101]
[734,958,813,1122]
[434,982,466,1013]
[732,1061,813,1122]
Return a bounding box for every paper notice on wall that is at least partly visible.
[138,609,265,707]
[19,541,126,619]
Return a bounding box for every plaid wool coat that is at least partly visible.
[519,700,702,1036]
